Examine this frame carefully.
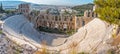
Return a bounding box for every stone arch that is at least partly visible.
[55,23,58,29]
[92,12,94,17]
[82,20,85,26]
[88,12,90,17]
[47,22,49,27]
[63,24,67,31]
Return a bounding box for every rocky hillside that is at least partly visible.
[0,34,36,54]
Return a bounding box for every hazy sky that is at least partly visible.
[0,0,94,5]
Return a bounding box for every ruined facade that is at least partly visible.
[76,17,94,28]
[76,5,98,28]
[84,5,98,18]
[28,6,97,31]
[84,10,98,18]
[35,13,77,31]
[18,3,31,16]
[18,3,97,32]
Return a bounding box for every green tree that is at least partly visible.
[94,0,120,26]
[0,3,4,13]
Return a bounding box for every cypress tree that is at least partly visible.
[0,3,2,12]
[0,3,4,13]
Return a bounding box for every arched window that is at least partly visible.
[55,24,58,28]
[64,24,67,29]
[92,12,94,17]
[59,18,61,21]
[96,13,98,17]
[47,22,49,27]
[88,12,90,17]
[46,16,48,20]
[82,20,85,26]
[55,16,58,21]
[70,17,73,21]
[64,17,67,21]
[63,24,67,31]
[42,15,44,19]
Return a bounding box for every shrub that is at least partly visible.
[34,40,50,54]
[0,30,3,34]
[107,49,115,54]
[68,42,78,54]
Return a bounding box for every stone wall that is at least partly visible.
[26,8,97,31]
[76,17,94,29]
[27,12,94,31]
[84,10,98,18]
[18,3,31,17]
[35,14,77,31]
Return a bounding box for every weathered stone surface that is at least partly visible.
[2,15,114,54]
[3,15,41,43]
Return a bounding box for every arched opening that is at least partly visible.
[92,12,94,17]
[63,24,67,31]
[88,12,90,17]
[82,20,85,26]
[55,16,58,21]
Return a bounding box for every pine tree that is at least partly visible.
[94,0,120,26]
[0,3,2,12]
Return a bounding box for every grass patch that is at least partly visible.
[68,42,78,54]
[112,34,116,38]
[107,49,115,54]
[0,30,3,34]
[78,52,89,54]
[35,40,50,54]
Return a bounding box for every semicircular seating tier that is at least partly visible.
[2,15,114,53]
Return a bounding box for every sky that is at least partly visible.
[0,0,94,5]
